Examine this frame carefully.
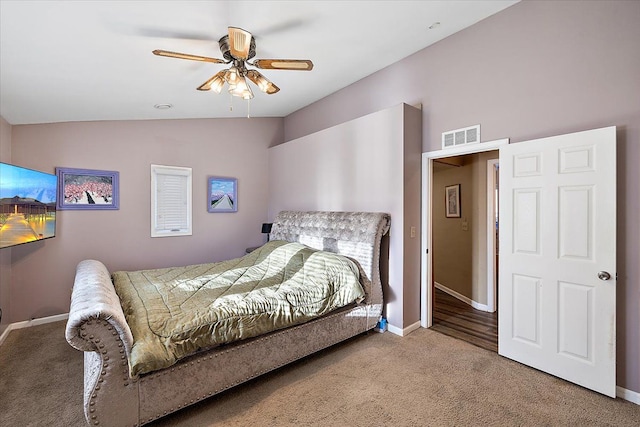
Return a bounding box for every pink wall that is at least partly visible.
[268,104,422,330]
[9,118,282,321]
[284,1,640,393]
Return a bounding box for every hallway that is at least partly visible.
[431,288,497,352]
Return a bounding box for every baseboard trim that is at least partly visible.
[617,386,640,405]
[0,326,10,346]
[434,282,491,312]
[387,320,421,337]
[0,313,69,346]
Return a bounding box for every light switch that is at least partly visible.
[410,226,416,238]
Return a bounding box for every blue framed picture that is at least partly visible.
[207,176,237,213]
[56,167,119,210]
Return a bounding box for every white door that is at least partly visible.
[499,126,616,397]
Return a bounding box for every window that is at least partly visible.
[151,164,192,237]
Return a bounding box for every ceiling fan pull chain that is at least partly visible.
[247,98,251,119]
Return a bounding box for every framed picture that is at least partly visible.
[208,176,237,213]
[445,184,461,218]
[56,167,119,210]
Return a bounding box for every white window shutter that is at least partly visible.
[151,164,192,237]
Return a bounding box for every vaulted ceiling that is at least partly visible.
[0,1,518,124]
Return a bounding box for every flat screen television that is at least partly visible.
[0,162,57,249]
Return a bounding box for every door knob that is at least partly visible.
[598,271,611,281]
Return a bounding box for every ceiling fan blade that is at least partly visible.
[152,50,226,64]
[228,27,252,60]
[253,59,314,71]
[197,70,228,92]
[246,70,280,94]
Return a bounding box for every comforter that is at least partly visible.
[112,240,365,376]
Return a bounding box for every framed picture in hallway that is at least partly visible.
[56,167,119,210]
[207,176,237,213]
[445,184,461,218]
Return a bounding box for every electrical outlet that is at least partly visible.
[462,220,469,231]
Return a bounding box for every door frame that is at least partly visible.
[486,158,499,313]
[420,138,509,328]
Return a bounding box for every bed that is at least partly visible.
[65,210,390,427]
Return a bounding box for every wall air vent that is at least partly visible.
[442,124,481,149]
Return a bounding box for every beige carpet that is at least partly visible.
[1,321,638,426]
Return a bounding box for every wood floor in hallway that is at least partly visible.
[431,288,498,352]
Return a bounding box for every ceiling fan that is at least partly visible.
[153,26,313,100]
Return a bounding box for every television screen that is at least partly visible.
[0,162,57,249]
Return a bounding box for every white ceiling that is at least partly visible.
[0,1,518,125]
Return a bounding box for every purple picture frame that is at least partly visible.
[207,176,237,213]
[56,167,119,210]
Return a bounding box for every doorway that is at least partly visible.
[420,138,508,334]
[427,152,499,351]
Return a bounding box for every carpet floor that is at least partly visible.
[1,320,638,426]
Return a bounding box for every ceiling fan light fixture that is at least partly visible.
[227,66,241,86]
[256,77,269,92]
[242,85,254,100]
[210,75,225,94]
[197,70,228,92]
[246,70,280,94]
[228,76,253,99]
[153,26,312,107]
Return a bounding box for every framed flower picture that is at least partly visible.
[56,167,119,210]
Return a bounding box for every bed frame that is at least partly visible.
[65,210,390,427]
